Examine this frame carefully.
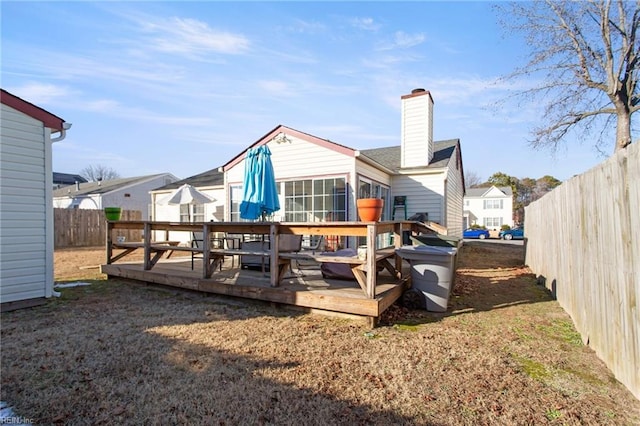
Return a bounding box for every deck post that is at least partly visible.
[143,222,152,270]
[106,220,113,264]
[394,222,403,277]
[270,223,278,287]
[202,223,211,279]
[365,223,376,298]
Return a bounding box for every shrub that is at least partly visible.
[470,224,487,230]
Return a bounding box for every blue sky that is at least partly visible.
[1,1,616,182]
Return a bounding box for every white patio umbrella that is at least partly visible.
[159,183,215,222]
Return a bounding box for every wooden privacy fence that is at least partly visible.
[525,142,639,400]
[54,209,142,248]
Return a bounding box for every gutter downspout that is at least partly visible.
[49,122,72,297]
[51,122,72,142]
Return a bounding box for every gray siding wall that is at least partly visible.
[0,104,51,303]
[391,172,445,224]
[444,149,464,238]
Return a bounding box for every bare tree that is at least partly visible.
[464,171,483,188]
[79,164,120,182]
[496,0,639,154]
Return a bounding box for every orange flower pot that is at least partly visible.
[356,198,384,222]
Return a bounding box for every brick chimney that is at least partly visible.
[400,88,434,168]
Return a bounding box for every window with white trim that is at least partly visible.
[180,204,204,222]
[284,177,346,222]
[229,185,243,221]
[229,178,347,223]
[357,177,390,220]
[483,199,503,209]
[483,217,502,227]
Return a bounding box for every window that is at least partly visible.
[483,199,503,209]
[284,177,346,222]
[229,185,243,221]
[357,177,390,220]
[180,204,204,222]
[358,177,391,248]
[229,178,347,223]
[483,217,502,227]
[193,205,204,222]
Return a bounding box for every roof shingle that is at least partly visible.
[359,139,460,171]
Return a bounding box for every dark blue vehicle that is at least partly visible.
[463,228,490,239]
[499,227,524,240]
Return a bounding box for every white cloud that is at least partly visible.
[394,31,425,48]
[258,80,292,95]
[78,97,213,126]
[350,17,380,31]
[141,17,250,57]
[7,82,74,105]
[6,44,183,85]
[377,31,425,51]
[285,19,327,34]
[361,53,422,69]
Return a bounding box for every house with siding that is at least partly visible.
[53,172,87,189]
[463,185,513,231]
[150,169,225,243]
[151,88,465,247]
[53,173,179,220]
[0,89,70,310]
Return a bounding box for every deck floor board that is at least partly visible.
[101,257,409,319]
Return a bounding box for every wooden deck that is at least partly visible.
[101,220,437,326]
[101,256,409,323]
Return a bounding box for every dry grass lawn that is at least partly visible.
[1,242,638,425]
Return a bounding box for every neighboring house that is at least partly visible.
[53,172,87,189]
[152,168,225,242]
[0,89,71,310]
[151,88,465,246]
[463,185,513,231]
[53,173,179,220]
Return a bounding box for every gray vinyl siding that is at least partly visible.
[391,172,445,224]
[0,104,50,303]
[444,148,464,238]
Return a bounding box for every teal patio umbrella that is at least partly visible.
[240,145,280,220]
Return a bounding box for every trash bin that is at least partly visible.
[411,233,461,249]
[410,233,462,269]
[396,245,457,312]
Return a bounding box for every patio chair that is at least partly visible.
[240,234,303,275]
[295,235,324,276]
[224,234,243,268]
[191,232,204,270]
[191,232,222,271]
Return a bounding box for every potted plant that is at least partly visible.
[104,206,122,221]
[356,191,384,222]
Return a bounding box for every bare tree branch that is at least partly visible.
[496,0,639,154]
[79,164,121,182]
[464,171,483,188]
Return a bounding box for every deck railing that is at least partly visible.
[106,220,420,298]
